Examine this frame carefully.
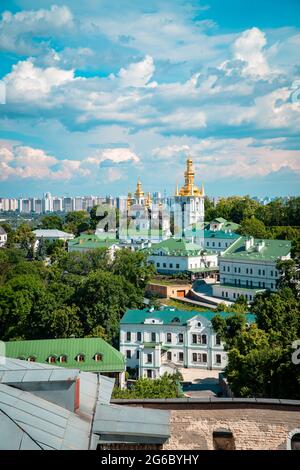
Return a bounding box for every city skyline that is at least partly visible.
[0,0,300,197]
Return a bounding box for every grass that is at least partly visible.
[161,298,208,312]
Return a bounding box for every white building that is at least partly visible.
[0,226,7,247]
[120,307,255,379]
[33,229,74,250]
[212,236,292,302]
[145,237,218,279]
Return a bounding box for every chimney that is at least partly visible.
[245,237,254,250]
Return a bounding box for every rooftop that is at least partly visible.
[33,229,74,238]
[4,337,126,373]
[120,307,255,326]
[145,238,204,256]
[221,237,291,262]
[0,226,6,235]
[68,233,118,249]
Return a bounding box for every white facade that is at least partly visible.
[174,196,205,237]
[148,251,218,274]
[212,237,291,302]
[0,227,7,247]
[120,309,227,379]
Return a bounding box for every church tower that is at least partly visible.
[174,158,205,241]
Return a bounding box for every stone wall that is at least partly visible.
[111,398,300,450]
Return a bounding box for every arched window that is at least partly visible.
[59,355,67,363]
[48,355,57,364]
[172,317,180,323]
[27,356,36,362]
[94,353,103,362]
[287,429,300,450]
[76,354,85,363]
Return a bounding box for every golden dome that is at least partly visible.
[176,158,204,197]
[135,178,144,198]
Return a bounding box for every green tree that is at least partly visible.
[63,211,90,235]
[112,373,183,399]
[112,249,155,289]
[238,217,269,239]
[35,237,47,261]
[39,215,63,230]
[43,305,83,339]
[276,259,300,297]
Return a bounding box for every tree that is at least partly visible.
[63,211,90,235]
[238,217,269,239]
[57,249,110,276]
[276,259,300,297]
[14,223,36,258]
[35,237,47,261]
[43,305,83,339]
[39,215,63,230]
[112,249,155,289]
[112,373,183,399]
[212,289,300,399]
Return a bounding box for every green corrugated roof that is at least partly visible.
[144,238,203,256]
[221,236,291,261]
[4,337,126,373]
[68,233,118,249]
[204,230,240,240]
[121,308,255,325]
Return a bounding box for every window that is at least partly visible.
[262,270,265,276]
[250,280,253,287]
[136,350,140,360]
[258,281,261,287]
[169,263,173,268]
[151,332,156,342]
[166,332,172,343]
[227,266,230,272]
[167,351,172,361]
[250,268,253,274]
[225,292,228,298]
[238,267,241,273]
[137,332,142,342]
[77,354,85,362]
[147,370,152,379]
[59,355,67,363]
[197,322,201,327]
[27,356,36,362]
[218,242,221,247]
[179,352,184,362]
[271,270,273,277]
[126,331,131,341]
[178,333,183,343]
[192,353,197,362]
[223,266,226,271]
[271,283,274,289]
[222,291,224,297]
[246,280,248,286]
[212,242,215,247]
[126,350,131,359]
[192,334,206,344]
[213,429,236,450]
[147,353,152,363]
[246,268,249,274]
[262,282,265,288]
[258,269,261,275]
[163,263,166,268]
[94,353,103,362]
[233,293,236,299]
[201,334,207,345]
[234,279,237,285]
[202,353,207,362]
[176,264,179,269]
[225,243,228,247]
[156,262,160,267]
[215,354,221,364]
[234,267,237,273]
[48,355,56,364]
[249,295,252,301]
[216,335,221,346]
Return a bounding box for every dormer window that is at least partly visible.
[76,354,85,363]
[17,356,25,361]
[48,355,57,364]
[27,356,36,362]
[197,322,202,327]
[59,355,67,363]
[94,353,103,362]
[172,317,180,323]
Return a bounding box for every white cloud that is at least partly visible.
[0,5,74,55]
[4,59,75,102]
[114,55,156,88]
[85,147,140,165]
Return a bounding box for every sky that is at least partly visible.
[0,0,299,198]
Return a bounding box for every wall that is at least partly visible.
[111,398,300,450]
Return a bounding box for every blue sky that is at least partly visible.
[0,0,299,198]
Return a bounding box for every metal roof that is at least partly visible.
[93,403,170,444]
[121,307,256,325]
[33,229,74,238]
[221,236,291,261]
[4,337,126,373]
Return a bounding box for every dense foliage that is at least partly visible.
[212,261,300,399]
[112,373,184,399]
[0,246,154,344]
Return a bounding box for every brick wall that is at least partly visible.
[112,398,300,450]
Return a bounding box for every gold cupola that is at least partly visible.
[145,192,152,208]
[176,158,204,197]
[134,178,144,198]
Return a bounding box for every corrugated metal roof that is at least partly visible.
[33,229,74,238]
[121,307,256,325]
[4,337,125,372]
[93,403,170,444]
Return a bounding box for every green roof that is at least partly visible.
[221,237,291,262]
[145,238,204,256]
[4,337,126,373]
[68,233,118,249]
[121,308,255,325]
[213,217,227,223]
[204,230,240,240]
